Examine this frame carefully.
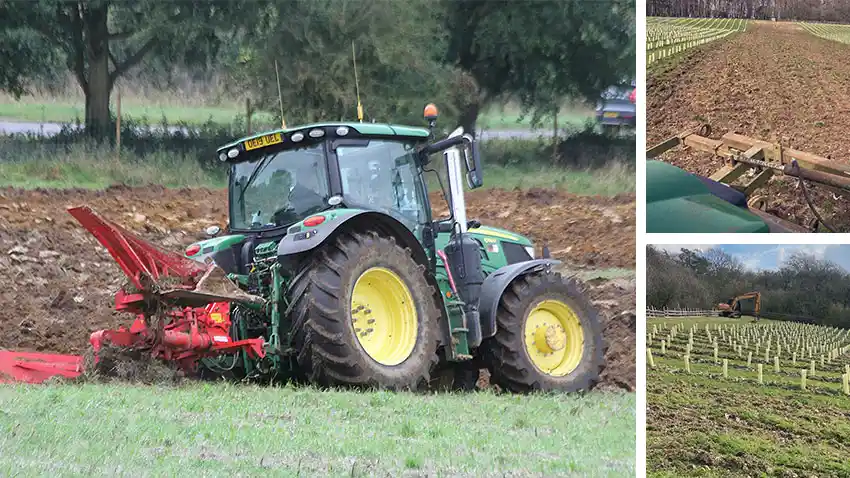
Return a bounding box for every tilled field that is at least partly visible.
[648,21,850,229]
[0,186,635,390]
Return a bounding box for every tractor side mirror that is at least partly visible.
[461,134,483,189]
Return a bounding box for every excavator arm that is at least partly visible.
[728,291,761,318]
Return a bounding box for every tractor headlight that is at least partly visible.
[525,246,535,259]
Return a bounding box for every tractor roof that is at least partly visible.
[217,122,430,155]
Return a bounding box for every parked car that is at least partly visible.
[595,81,636,134]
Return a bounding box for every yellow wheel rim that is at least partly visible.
[350,267,418,366]
[523,299,584,376]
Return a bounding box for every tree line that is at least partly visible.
[647,246,850,328]
[647,0,850,22]
[0,0,635,139]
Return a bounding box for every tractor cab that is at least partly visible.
[217,123,434,234]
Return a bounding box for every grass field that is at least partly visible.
[647,316,850,477]
[0,94,593,132]
[0,383,635,477]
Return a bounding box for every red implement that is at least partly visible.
[0,207,267,385]
[0,351,84,384]
[68,206,207,291]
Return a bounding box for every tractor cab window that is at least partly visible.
[229,144,330,229]
[336,140,427,228]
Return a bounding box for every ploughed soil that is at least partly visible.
[0,186,635,390]
[648,21,850,230]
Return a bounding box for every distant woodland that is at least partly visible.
[647,0,850,22]
[647,246,850,328]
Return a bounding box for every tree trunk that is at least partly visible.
[458,102,480,138]
[83,4,113,139]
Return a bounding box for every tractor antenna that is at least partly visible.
[275,59,287,129]
[352,42,363,122]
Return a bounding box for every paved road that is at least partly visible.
[0,119,554,140]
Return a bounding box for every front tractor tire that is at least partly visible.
[288,231,439,390]
[484,272,603,393]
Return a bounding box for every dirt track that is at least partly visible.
[0,186,635,390]
[648,22,850,229]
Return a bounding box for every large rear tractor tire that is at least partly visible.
[288,231,439,390]
[483,271,603,393]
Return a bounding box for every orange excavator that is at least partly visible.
[717,292,761,319]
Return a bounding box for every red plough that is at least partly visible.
[0,207,265,384]
[0,351,84,384]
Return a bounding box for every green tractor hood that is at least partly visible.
[646,160,771,233]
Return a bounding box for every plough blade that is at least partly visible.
[68,206,207,291]
[0,351,84,384]
[69,206,263,308]
[159,265,265,307]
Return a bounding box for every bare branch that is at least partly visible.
[108,30,137,41]
[109,36,158,82]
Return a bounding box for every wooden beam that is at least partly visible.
[646,136,682,158]
[681,134,724,155]
[709,162,750,184]
[721,132,850,176]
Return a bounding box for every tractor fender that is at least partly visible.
[277,210,428,267]
[477,259,562,345]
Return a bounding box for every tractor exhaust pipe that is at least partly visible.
[443,128,484,347]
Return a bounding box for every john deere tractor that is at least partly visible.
[0,108,603,393]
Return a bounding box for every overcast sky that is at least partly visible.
[652,244,850,272]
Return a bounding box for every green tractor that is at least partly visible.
[190,110,604,392]
[25,109,603,392]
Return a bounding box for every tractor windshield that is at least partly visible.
[229,144,330,229]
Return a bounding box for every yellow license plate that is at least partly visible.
[603,112,618,118]
[244,133,283,151]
